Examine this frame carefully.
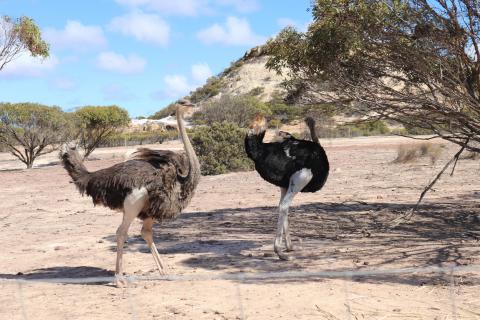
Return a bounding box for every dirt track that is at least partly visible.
[0,136,479,319]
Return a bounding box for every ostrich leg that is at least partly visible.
[279,187,293,252]
[274,169,312,260]
[141,218,167,275]
[115,208,138,287]
[115,188,148,287]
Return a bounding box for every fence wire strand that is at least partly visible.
[2,264,479,320]
[1,264,478,285]
[16,281,28,320]
[449,267,458,320]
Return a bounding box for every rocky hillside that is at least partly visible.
[188,47,291,106]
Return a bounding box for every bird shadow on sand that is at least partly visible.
[169,199,479,286]
[0,266,114,285]
[96,195,480,287]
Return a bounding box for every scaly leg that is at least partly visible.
[274,169,312,260]
[115,188,148,287]
[141,218,168,275]
[279,187,293,252]
[115,209,137,287]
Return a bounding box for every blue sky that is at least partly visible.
[1,0,311,117]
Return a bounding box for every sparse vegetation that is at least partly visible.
[340,120,390,137]
[74,105,130,159]
[189,76,224,103]
[193,94,271,128]
[248,87,264,97]
[191,122,254,175]
[221,59,245,77]
[393,143,443,164]
[149,103,175,120]
[98,130,178,148]
[0,103,71,168]
[461,151,480,161]
[268,102,301,123]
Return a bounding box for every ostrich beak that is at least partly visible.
[176,99,195,108]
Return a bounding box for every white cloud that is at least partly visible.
[154,63,213,99]
[115,0,258,16]
[277,18,309,32]
[115,0,207,16]
[109,12,170,46]
[0,53,59,78]
[191,63,213,84]
[163,75,193,98]
[197,16,265,46]
[43,21,107,51]
[96,51,146,74]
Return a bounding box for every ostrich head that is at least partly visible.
[175,99,195,115]
[304,116,316,129]
[249,114,267,135]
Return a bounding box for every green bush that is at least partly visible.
[268,102,301,123]
[193,94,271,128]
[191,122,254,175]
[339,120,390,137]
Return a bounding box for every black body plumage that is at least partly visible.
[245,122,329,192]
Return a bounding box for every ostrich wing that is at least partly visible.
[84,148,188,213]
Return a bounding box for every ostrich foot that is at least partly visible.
[285,239,294,252]
[275,250,293,261]
[274,245,293,261]
[114,274,128,288]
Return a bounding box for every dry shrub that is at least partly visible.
[393,143,443,164]
[461,151,480,160]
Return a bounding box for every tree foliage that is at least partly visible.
[190,122,254,175]
[266,0,480,153]
[74,105,130,159]
[0,103,70,168]
[0,15,49,71]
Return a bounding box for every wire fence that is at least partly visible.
[1,264,479,320]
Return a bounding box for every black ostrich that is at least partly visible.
[245,115,329,260]
[61,100,201,286]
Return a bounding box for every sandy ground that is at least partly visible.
[0,135,479,319]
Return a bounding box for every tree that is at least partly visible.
[0,15,49,71]
[74,105,130,159]
[0,103,70,168]
[266,0,480,154]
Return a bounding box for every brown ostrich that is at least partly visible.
[61,99,201,285]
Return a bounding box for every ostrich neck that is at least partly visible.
[176,108,201,183]
[307,123,319,144]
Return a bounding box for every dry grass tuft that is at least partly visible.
[461,151,480,160]
[393,142,443,164]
